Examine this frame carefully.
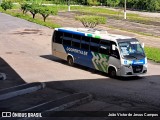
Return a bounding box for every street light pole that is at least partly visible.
[68,0,70,12]
[124,0,127,19]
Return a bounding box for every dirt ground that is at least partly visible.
[50,12,160,48]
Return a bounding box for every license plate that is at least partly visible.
[136,68,141,71]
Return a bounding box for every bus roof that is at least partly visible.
[55,27,134,42]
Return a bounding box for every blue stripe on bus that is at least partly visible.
[58,28,85,36]
[132,59,145,65]
[63,45,95,69]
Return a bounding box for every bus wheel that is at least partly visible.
[67,56,74,66]
[108,67,116,78]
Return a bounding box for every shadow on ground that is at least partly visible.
[1,56,160,119]
[40,55,144,81]
[0,57,25,90]
[41,54,160,110]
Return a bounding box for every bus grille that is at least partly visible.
[132,65,143,73]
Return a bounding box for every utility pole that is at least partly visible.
[124,0,127,19]
[68,0,70,12]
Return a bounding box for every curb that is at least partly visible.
[19,92,92,119]
[0,82,45,101]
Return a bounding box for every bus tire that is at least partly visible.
[67,56,74,66]
[108,67,116,78]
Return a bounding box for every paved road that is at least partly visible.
[0,12,160,115]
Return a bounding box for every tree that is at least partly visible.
[21,3,30,14]
[87,0,100,6]
[106,0,120,7]
[28,4,39,19]
[1,1,13,11]
[39,6,58,22]
[146,0,160,11]
[75,15,106,28]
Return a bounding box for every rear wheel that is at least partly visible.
[67,56,74,66]
[108,67,116,78]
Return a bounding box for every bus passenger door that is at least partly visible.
[52,31,68,60]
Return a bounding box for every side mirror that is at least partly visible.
[112,44,116,51]
[142,43,144,48]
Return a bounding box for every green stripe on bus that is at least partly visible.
[87,34,92,37]
[91,52,109,73]
[95,36,101,39]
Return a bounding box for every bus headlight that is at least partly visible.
[144,63,147,68]
[122,59,133,66]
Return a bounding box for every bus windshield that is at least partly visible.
[118,40,145,59]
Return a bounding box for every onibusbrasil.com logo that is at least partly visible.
[1,112,42,118]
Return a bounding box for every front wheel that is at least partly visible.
[108,68,116,78]
[67,56,74,66]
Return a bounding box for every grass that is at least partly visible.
[69,6,159,25]
[145,47,160,63]
[108,26,160,38]
[7,4,160,26]
[45,5,160,27]
[15,13,61,29]
[0,7,61,29]
[49,5,128,16]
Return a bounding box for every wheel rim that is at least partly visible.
[69,59,72,65]
[111,70,116,77]
[68,57,73,66]
[109,69,116,78]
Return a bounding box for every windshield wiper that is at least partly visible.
[128,55,138,59]
[139,54,145,57]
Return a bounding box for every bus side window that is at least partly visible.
[90,38,100,52]
[111,42,120,59]
[54,31,63,44]
[63,32,72,46]
[81,36,90,51]
[72,34,81,48]
[99,40,110,55]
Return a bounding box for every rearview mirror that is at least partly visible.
[142,43,144,48]
[112,44,116,51]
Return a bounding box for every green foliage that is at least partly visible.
[39,6,58,22]
[106,0,120,7]
[13,0,26,4]
[28,4,40,19]
[145,47,160,63]
[0,7,3,11]
[42,0,82,5]
[15,0,160,12]
[1,1,13,11]
[75,15,106,28]
[87,0,100,6]
[146,0,160,12]
[21,3,30,14]
[31,0,44,5]
[119,0,160,12]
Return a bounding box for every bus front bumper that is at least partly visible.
[119,64,147,77]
